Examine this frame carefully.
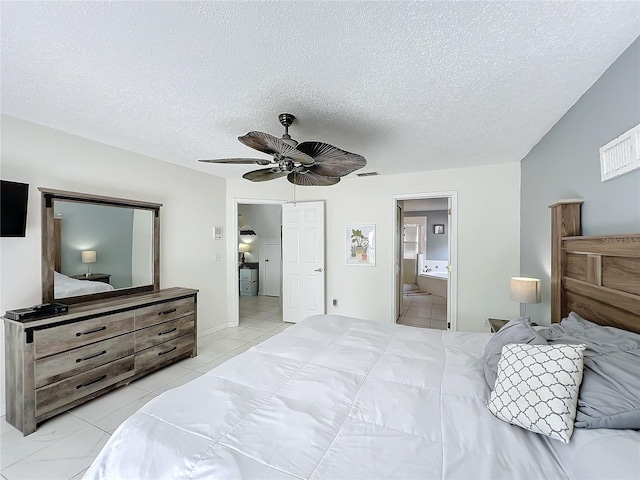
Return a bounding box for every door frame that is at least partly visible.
[230,198,286,327]
[391,191,458,331]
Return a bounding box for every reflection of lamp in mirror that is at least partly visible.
[82,250,97,277]
[238,243,252,266]
[510,277,541,319]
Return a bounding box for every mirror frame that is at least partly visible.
[39,188,162,304]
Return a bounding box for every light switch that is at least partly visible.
[213,226,223,240]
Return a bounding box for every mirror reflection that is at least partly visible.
[53,200,154,299]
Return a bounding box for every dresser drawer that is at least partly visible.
[135,297,194,330]
[34,312,134,359]
[135,315,194,351]
[134,334,193,374]
[36,356,134,417]
[35,333,135,388]
[239,268,256,281]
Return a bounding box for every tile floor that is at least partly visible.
[0,295,286,480]
[397,286,448,330]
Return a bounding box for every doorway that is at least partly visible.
[235,200,285,327]
[392,192,458,331]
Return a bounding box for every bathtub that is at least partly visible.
[417,260,448,298]
[423,271,448,279]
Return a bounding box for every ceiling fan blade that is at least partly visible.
[296,142,367,177]
[238,131,315,166]
[198,158,272,165]
[287,171,341,186]
[243,168,289,182]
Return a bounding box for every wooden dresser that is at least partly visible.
[3,287,198,435]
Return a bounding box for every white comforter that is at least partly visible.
[54,271,114,298]
[85,315,640,480]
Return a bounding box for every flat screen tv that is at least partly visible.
[1,180,29,237]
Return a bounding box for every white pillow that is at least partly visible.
[487,343,586,443]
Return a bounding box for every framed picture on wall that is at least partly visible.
[434,224,445,234]
[346,224,375,266]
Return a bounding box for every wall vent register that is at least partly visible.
[600,123,640,181]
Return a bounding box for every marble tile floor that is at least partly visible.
[0,295,286,480]
[397,287,448,330]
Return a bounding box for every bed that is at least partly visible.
[85,200,640,479]
[54,271,115,298]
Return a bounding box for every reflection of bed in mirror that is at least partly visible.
[44,188,158,303]
[53,271,114,298]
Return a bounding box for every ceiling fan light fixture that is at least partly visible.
[280,134,298,147]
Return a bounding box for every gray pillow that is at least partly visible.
[483,316,548,389]
[540,312,640,429]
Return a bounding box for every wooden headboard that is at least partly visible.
[550,200,640,333]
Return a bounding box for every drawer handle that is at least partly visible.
[158,327,177,336]
[158,308,177,316]
[76,350,107,363]
[76,326,106,337]
[76,374,107,389]
[158,346,177,356]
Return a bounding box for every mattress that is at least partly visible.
[85,315,640,479]
[54,271,114,298]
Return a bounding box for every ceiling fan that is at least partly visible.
[199,113,367,186]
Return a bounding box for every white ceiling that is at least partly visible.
[2,1,638,180]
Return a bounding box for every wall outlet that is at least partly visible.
[213,253,221,262]
[332,299,338,307]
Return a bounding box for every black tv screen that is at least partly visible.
[1,180,29,237]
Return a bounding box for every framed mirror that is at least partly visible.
[40,188,161,304]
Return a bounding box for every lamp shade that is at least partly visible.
[510,277,541,304]
[81,250,97,264]
[238,243,252,253]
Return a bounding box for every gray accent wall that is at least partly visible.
[406,209,449,261]
[521,38,640,324]
[55,201,134,289]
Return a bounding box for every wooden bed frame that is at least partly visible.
[550,200,640,333]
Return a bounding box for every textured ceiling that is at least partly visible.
[2,1,638,180]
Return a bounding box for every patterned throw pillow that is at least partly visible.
[487,343,586,443]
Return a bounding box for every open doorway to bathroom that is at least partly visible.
[393,192,458,331]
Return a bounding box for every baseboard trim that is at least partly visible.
[198,323,229,338]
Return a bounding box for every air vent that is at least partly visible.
[356,171,380,177]
[600,124,640,182]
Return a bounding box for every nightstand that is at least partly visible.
[488,318,509,333]
[71,273,111,284]
[239,268,258,296]
[488,318,538,333]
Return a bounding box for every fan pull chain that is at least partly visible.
[293,183,297,205]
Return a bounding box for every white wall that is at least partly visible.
[131,209,154,287]
[0,115,228,415]
[226,162,521,333]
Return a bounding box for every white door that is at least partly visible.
[263,243,281,297]
[282,201,325,323]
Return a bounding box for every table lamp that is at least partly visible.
[510,277,541,319]
[238,243,252,266]
[82,250,97,277]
